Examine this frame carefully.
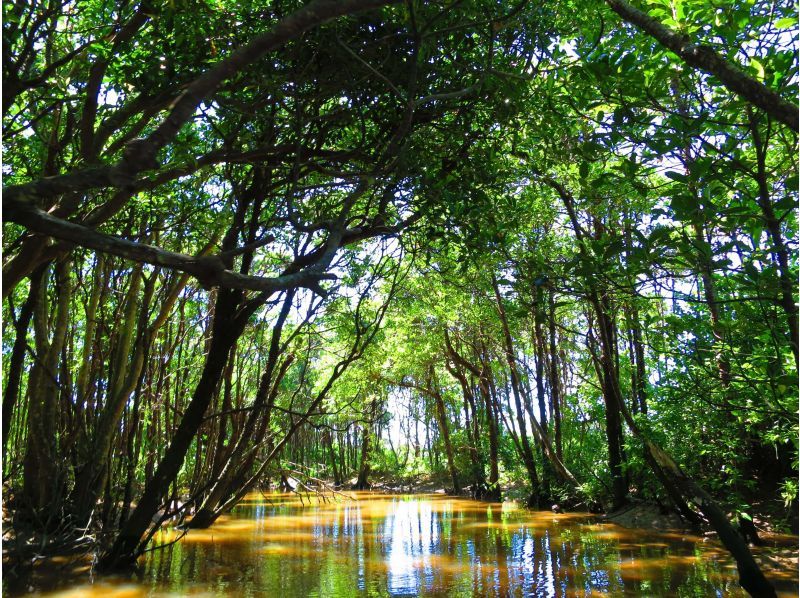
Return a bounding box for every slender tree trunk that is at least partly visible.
[325,430,342,486]
[547,289,564,461]
[355,424,371,490]
[693,220,733,387]
[23,260,72,518]
[551,182,628,509]
[188,293,293,528]
[493,276,540,505]
[120,371,147,528]
[478,358,501,501]
[611,368,776,596]
[443,331,500,500]
[75,255,105,407]
[99,287,247,569]
[628,302,648,415]
[547,173,774,595]
[2,269,41,459]
[623,222,648,414]
[533,297,548,430]
[429,368,460,494]
[189,354,292,528]
[588,313,628,511]
[72,264,147,523]
[748,109,798,365]
[446,360,485,494]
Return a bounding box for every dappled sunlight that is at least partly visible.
[616,554,698,577]
[4,1,795,596]
[21,492,798,597]
[655,530,706,543]
[258,543,317,556]
[43,584,147,598]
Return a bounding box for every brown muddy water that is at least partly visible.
[8,492,798,596]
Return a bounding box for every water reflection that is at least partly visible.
[12,492,798,597]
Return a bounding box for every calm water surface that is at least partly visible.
[14,492,798,596]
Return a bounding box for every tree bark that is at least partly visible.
[617,384,776,596]
[3,0,402,206]
[444,332,503,500]
[98,287,248,569]
[547,289,564,461]
[429,368,460,494]
[544,173,775,596]
[22,260,71,517]
[71,263,145,523]
[2,270,41,459]
[605,0,798,129]
[355,424,372,490]
[493,275,541,505]
[445,358,486,494]
[748,109,799,365]
[188,289,295,528]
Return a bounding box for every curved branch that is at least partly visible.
[605,0,798,130]
[3,199,334,297]
[3,0,401,204]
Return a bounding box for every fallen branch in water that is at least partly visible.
[283,463,354,505]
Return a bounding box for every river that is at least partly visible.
[10,492,798,596]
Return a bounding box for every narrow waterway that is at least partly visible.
[12,492,798,596]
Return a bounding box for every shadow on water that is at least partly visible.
[8,491,798,597]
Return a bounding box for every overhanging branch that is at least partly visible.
[4,199,334,297]
[605,0,798,130]
[3,0,401,204]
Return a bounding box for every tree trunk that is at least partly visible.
[2,269,41,459]
[614,376,777,596]
[748,108,798,366]
[99,287,247,570]
[546,174,776,596]
[429,368,460,494]
[478,357,501,501]
[188,292,293,528]
[533,297,548,430]
[547,289,564,461]
[72,264,146,523]
[693,220,733,387]
[22,261,72,520]
[325,430,342,486]
[443,331,500,500]
[552,182,628,510]
[354,424,371,490]
[604,0,798,129]
[493,276,540,505]
[446,359,485,494]
[588,316,628,511]
[75,255,105,408]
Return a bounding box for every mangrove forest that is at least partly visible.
[2,0,798,596]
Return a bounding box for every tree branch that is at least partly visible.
[605,0,798,130]
[3,0,401,204]
[4,198,334,297]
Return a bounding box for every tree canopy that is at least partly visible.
[2,0,796,595]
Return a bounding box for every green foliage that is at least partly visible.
[1,0,796,564]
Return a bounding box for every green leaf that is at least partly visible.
[665,171,687,183]
[750,57,766,82]
[775,195,797,212]
[670,193,696,218]
[774,17,796,30]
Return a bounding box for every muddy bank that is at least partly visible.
[601,500,799,588]
[603,501,687,530]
